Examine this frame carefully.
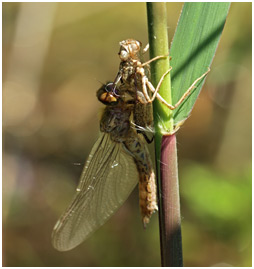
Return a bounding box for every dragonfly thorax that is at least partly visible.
[100,105,131,140]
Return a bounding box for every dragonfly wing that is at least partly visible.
[52,133,139,251]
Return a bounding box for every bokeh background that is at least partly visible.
[3,2,251,267]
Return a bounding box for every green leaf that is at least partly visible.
[170,3,230,124]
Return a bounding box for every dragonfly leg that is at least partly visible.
[138,131,154,144]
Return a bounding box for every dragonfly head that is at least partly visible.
[97,82,121,106]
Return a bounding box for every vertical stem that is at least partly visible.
[146,3,173,136]
[147,3,183,267]
[160,135,183,266]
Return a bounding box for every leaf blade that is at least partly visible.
[170,3,231,123]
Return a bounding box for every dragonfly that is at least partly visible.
[52,83,157,251]
[52,39,210,252]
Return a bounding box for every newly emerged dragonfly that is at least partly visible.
[52,83,157,251]
[52,39,210,252]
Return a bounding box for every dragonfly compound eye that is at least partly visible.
[99,92,118,104]
[97,83,119,105]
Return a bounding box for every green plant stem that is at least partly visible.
[146,3,173,136]
[147,3,183,267]
[147,2,230,266]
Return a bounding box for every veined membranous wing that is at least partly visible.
[52,133,139,251]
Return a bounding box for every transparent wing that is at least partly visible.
[52,133,139,251]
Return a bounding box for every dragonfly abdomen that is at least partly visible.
[124,132,158,226]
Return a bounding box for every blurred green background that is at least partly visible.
[2,2,251,267]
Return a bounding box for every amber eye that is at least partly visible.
[97,83,119,105]
[99,92,117,104]
[105,82,114,92]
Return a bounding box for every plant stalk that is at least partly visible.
[146,2,183,266]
